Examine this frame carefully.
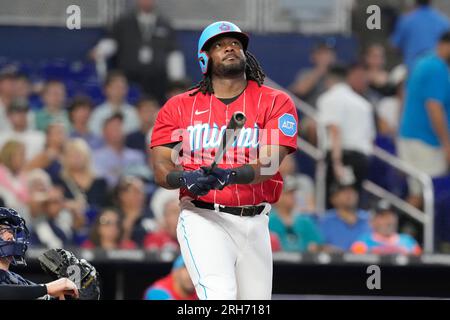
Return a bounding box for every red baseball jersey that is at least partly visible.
[150,80,298,206]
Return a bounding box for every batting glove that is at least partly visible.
[198,167,236,190]
[181,168,214,196]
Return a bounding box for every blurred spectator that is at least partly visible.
[364,44,390,96]
[398,32,450,208]
[30,186,84,248]
[14,74,32,105]
[0,140,29,219]
[390,0,450,71]
[115,176,155,246]
[53,139,108,221]
[165,79,192,101]
[318,182,371,252]
[289,41,336,107]
[278,154,316,213]
[93,113,146,189]
[90,0,185,103]
[26,122,67,181]
[126,97,159,156]
[26,169,52,221]
[317,65,376,206]
[144,188,179,251]
[143,255,197,300]
[0,99,45,161]
[351,200,422,255]
[82,208,137,250]
[12,74,36,127]
[269,176,323,253]
[35,80,70,132]
[376,65,407,137]
[89,71,140,137]
[68,96,103,150]
[0,72,17,131]
[346,63,380,106]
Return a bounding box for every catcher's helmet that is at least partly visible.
[0,207,29,266]
[197,21,249,74]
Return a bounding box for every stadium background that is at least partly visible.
[0,0,450,299]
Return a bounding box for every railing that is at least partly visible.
[266,77,435,253]
[365,146,435,253]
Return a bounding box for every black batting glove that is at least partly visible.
[181,168,213,196]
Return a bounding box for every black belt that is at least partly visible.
[191,200,265,217]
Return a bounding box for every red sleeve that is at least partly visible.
[150,96,183,148]
[260,93,298,154]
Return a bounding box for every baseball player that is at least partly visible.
[0,207,78,299]
[150,21,298,300]
[0,207,100,300]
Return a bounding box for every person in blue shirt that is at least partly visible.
[391,0,450,71]
[398,31,450,208]
[318,182,371,252]
[92,113,147,189]
[143,255,197,300]
[351,200,422,255]
[269,175,323,252]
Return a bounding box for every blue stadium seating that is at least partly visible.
[433,175,450,245]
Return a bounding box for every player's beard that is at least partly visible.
[212,58,246,78]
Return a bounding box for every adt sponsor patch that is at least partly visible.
[278,113,297,137]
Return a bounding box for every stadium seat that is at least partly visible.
[432,175,450,247]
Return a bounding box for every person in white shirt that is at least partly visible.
[0,99,45,161]
[88,71,140,137]
[317,64,376,207]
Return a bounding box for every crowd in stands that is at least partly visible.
[2,0,450,261]
[289,0,450,253]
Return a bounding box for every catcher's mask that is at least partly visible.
[0,207,29,266]
[197,21,249,74]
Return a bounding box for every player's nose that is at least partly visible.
[223,43,235,53]
[4,230,14,241]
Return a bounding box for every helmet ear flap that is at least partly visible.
[198,52,209,74]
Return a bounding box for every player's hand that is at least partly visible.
[198,167,236,190]
[45,278,79,300]
[181,168,213,196]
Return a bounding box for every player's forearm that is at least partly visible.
[246,161,279,184]
[426,100,450,148]
[0,284,47,300]
[151,146,184,189]
[153,160,183,189]
[245,145,290,184]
